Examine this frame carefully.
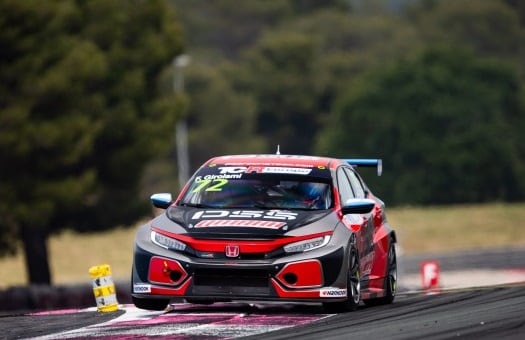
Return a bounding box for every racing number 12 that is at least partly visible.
[191,179,228,193]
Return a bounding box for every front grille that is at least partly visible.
[192,268,270,296]
[194,268,269,287]
[195,251,270,260]
[194,247,286,260]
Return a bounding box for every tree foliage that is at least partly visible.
[0,0,184,283]
[409,0,525,72]
[313,0,525,205]
[171,0,525,205]
[219,9,416,155]
[185,63,267,169]
[2,0,525,284]
[316,46,525,204]
[172,0,294,60]
[235,32,326,155]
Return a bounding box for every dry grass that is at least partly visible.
[388,203,525,253]
[0,226,139,289]
[1,203,524,288]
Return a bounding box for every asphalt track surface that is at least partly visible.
[2,249,524,340]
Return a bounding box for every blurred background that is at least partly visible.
[0,0,524,288]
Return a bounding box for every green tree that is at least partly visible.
[278,9,421,120]
[407,0,525,89]
[172,0,294,60]
[169,1,421,158]
[235,31,326,154]
[410,0,525,67]
[185,63,267,169]
[0,0,184,284]
[316,46,525,205]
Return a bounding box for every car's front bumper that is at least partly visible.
[131,232,349,303]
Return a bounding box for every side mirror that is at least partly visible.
[150,193,173,210]
[341,198,375,215]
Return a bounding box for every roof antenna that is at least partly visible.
[276,145,281,155]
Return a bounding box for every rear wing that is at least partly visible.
[344,159,382,176]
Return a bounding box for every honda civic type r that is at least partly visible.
[131,154,397,312]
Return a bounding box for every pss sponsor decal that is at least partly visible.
[133,283,152,293]
[319,288,347,298]
[192,210,297,221]
[194,219,287,229]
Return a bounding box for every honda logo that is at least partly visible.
[225,244,240,258]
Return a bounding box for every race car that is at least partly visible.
[131,154,397,312]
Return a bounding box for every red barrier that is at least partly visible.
[420,260,440,293]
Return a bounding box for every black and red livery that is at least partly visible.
[131,154,397,312]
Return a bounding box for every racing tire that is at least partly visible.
[364,239,397,306]
[132,295,170,311]
[323,245,360,312]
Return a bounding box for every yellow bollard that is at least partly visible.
[88,264,119,312]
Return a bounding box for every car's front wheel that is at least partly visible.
[323,245,360,312]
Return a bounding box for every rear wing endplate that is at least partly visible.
[344,159,382,176]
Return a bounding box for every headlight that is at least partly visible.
[151,231,187,251]
[283,235,330,253]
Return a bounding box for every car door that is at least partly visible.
[337,167,375,279]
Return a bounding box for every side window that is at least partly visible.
[344,168,366,198]
[337,168,355,203]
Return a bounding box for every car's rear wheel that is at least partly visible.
[364,239,397,306]
[132,295,170,311]
[323,245,360,312]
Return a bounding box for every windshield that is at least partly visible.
[180,171,332,211]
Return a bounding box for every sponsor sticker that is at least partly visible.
[199,165,314,176]
[195,219,286,229]
[261,167,312,175]
[218,166,247,174]
[344,215,363,224]
[133,284,152,293]
[191,210,297,220]
[319,288,347,298]
[343,215,364,232]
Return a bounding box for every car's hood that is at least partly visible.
[164,206,332,239]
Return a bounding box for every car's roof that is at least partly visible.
[205,154,344,169]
